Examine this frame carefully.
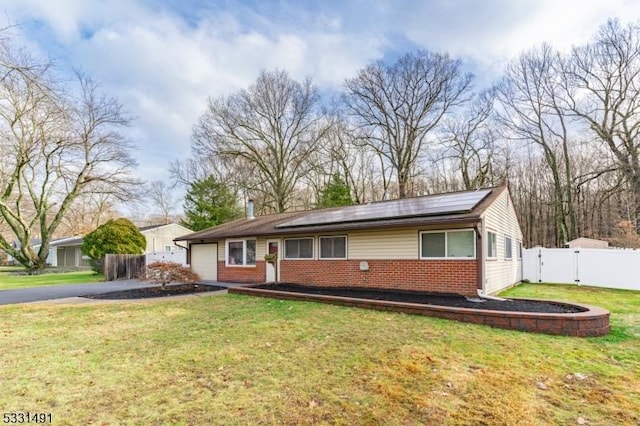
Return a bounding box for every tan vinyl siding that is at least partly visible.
[257,238,266,259]
[482,190,523,294]
[348,228,420,259]
[348,224,477,260]
[279,230,419,260]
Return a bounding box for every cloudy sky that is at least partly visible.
[2,0,640,194]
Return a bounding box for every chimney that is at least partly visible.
[247,199,255,220]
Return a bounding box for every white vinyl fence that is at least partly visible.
[145,250,187,266]
[522,247,640,291]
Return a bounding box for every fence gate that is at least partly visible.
[104,254,146,281]
[522,247,640,290]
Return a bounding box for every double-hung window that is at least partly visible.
[284,238,314,259]
[487,231,497,258]
[319,236,347,259]
[420,230,476,259]
[504,236,513,260]
[226,239,257,266]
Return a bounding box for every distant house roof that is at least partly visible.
[175,186,504,242]
[138,224,164,232]
[11,239,41,249]
[567,237,609,249]
[47,223,193,248]
[48,236,84,247]
[139,223,192,233]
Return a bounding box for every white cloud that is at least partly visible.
[54,5,386,177]
[3,0,640,192]
[395,0,640,79]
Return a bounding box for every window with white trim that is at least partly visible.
[516,240,522,259]
[226,239,257,266]
[420,230,475,259]
[284,238,314,259]
[487,231,497,258]
[505,236,513,260]
[319,236,347,259]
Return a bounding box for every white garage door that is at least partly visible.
[190,244,218,281]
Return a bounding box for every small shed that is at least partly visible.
[567,237,609,249]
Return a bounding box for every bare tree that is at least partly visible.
[147,180,175,224]
[57,192,117,236]
[565,19,640,233]
[496,44,578,245]
[441,90,497,190]
[169,153,235,189]
[327,122,380,203]
[343,50,472,198]
[304,118,381,205]
[0,36,138,271]
[192,69,331,213]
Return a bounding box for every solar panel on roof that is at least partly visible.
[276,189,491,228]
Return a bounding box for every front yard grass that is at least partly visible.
[0,270,103,290]
[1,283,638,425]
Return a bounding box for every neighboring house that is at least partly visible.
[44,223,193,268]
[175,186,523,296]
[46,236,88,267]
[5,239,42,265]
[567,237,609,249]
[139,223,193,253]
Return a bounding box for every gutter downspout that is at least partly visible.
[174,240,189,264]
[475,220,484,295]
[174,240,188,250]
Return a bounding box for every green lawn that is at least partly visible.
[1,283,638,425]
[0,270,103,290]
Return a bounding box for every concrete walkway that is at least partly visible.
[0,280,154,305]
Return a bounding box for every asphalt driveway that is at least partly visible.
[0,280,155,305]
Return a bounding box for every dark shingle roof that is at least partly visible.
[175,187,505,242]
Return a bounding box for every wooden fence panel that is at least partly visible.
[104,254,146,281]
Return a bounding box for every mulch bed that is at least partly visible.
[84,284,226,300]
[253,283,586,314]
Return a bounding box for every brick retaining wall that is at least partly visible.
[228,286,611,337]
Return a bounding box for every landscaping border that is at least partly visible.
[228,285,610,337]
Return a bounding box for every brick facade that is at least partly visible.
[217,261,266,283]
[279,259,478,296]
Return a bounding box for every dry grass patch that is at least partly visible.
[1,284,639,425]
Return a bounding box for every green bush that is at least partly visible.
[81,218,146,273]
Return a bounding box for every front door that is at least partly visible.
[266,240,279,283]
